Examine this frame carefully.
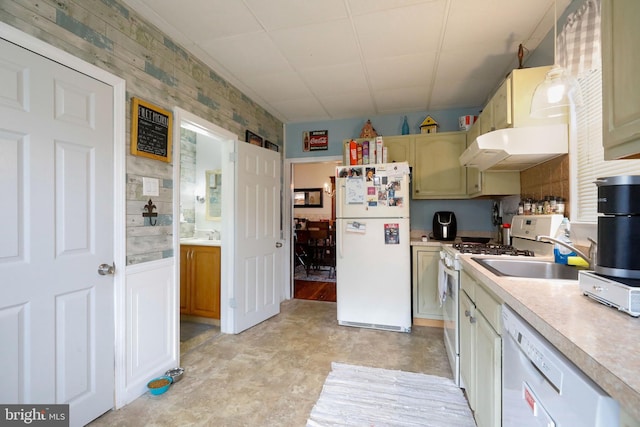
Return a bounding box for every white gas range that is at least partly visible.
[440,214,564,387]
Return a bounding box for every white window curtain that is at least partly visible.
[557,0,601,78]
[565,0,640,223]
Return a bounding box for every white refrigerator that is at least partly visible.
[335,162,411,333]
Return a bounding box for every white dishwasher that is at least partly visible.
[502,305,619,426]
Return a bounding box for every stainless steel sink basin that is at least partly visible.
[472,257,579,280]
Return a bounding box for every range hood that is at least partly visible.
[459,124,568,171]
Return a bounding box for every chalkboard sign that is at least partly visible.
[131,97,173,163]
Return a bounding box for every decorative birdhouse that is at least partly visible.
[359,119,378,138]
[420,115,439,134]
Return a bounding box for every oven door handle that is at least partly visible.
[438,258,457,306]
[439,258,458,277]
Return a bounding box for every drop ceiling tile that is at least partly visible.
[348,0,440,16]
[429,78,494,109]
[270,19,360,70]
[244,0,348,30]
[243,72,313,102]
[435,48,513,86]
[136,0,263,42]
[366,53,436,91]
[354,2,446,59]
[270,98,331,122]
[301,63,369,96]
[374,86,431,112]
[442,0,555,52]
[317,92,376,119]
[199,32,290,78]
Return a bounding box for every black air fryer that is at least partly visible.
[433,211,457,241]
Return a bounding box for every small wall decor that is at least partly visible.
[303,130,328,151]
[264,140,279,152]
[360,119,378,138]
[293,188,323,208]
[420,115,439,134]
[131,97,173,163]
[142,199,158,226]
[246,130,263,147]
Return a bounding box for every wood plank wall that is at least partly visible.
[0,0,284,265]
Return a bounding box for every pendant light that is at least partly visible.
[530,0,583,118]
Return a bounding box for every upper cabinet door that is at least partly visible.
[413,132,467,199]
[602,0,640,159]
[383,135,413,165]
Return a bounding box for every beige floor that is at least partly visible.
[89,299,453,426]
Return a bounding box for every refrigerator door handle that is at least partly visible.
[338,222,343,259]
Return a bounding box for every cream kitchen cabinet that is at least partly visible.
[471,65,566,138]
[342,135,413,165]
[466,168,520,197]
[490,66,566,131]
[460,268,502,427]
[383,135,413,164]
[465,116,521,197]
[602,0,640,160]
[413,132,467,199]
[411,245,443,321]
[180,245,221,319]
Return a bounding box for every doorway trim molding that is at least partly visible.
[0,22,127,407]
[172,108,238,334]
[284,155,342,299]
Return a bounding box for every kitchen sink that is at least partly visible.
[472,257,579,280]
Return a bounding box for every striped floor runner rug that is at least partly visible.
[307,362,476,427]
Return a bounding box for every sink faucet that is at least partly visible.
[209,230,220,240]
[535,235,597,269]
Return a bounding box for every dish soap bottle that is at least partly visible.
[554,218,576,264]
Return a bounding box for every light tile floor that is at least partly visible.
[89,299,452,426]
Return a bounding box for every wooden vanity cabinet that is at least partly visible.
[180,245,221,319]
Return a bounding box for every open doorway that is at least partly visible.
[177,123,224,352]
[291,160,341,301]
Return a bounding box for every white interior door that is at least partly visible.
[0,38,114,426]
[233,142,282,333]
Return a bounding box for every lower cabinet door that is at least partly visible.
[191,246,221,319]
[475,312,501,427]
[459,290,476,410]
[412,246,443,319]
[180,245,221,319]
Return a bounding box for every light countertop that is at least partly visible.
[180,238,221,247]
[459,254,640,421]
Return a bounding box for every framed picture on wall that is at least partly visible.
[264,140,279,152]
[246,130,263,147]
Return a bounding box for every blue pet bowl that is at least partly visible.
[147,375,173,395]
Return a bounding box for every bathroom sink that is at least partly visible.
[472,257,579,280]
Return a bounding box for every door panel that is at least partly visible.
[0,38,114,426]
[234,143,282,333]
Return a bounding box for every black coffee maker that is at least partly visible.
[433,211,457,241]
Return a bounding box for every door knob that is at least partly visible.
[276,242,283,248]
[98,262,116,275]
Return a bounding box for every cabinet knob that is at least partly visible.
[464,310,471,317]
[469,316,476,324]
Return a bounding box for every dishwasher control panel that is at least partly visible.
[502,307,563,392]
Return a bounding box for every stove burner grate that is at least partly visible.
[452,242,534,257]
